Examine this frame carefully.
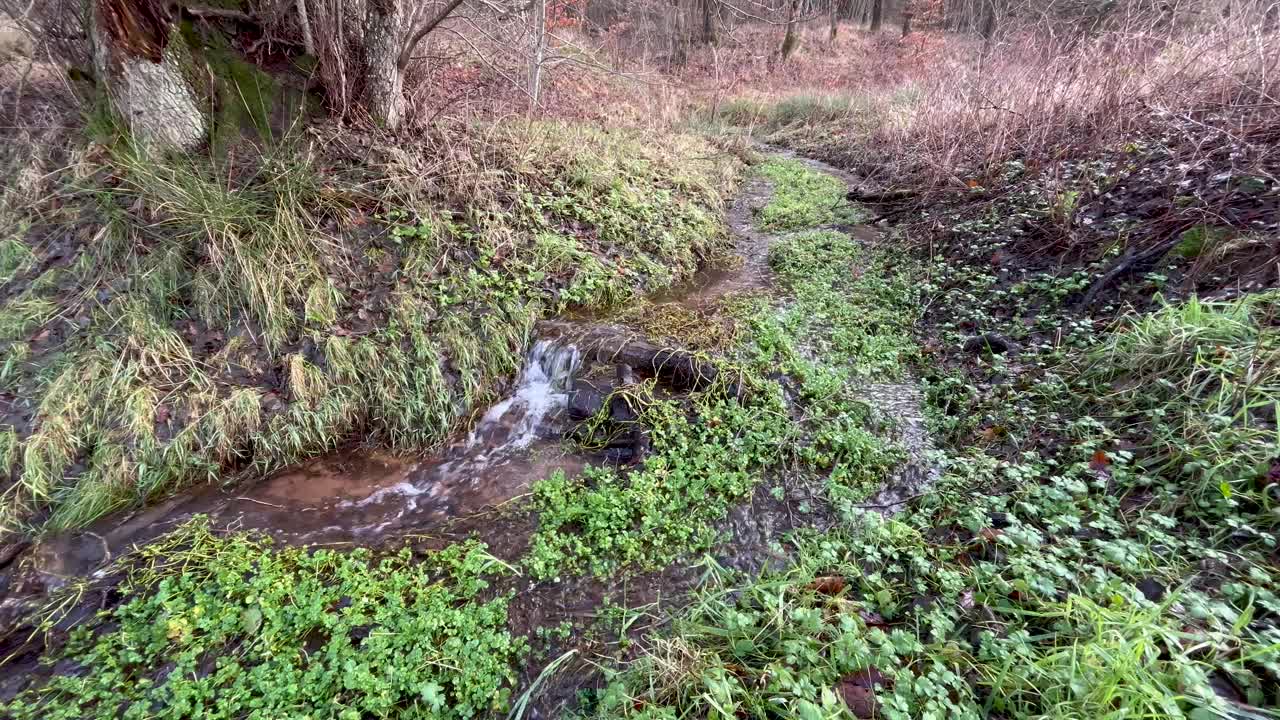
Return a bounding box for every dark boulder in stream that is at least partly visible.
[568,379,608,420]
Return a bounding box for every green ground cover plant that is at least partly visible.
[0,121,739,536]
[755,158,859,231]
[525,163,911,583]
[6,110,1278,720]
[584,152,1280,719]
[3,520,522,719]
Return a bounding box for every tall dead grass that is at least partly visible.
[830,13,1280,190]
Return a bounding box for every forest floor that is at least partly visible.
[1,24,1279,720]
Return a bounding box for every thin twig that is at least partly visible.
[234,496,286,509]
[854,493,924,510]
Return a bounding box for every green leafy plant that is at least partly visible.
[4,519,524,720]
[755,159,858,231]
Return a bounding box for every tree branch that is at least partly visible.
[397,0,466,70]
[182,4,255,23]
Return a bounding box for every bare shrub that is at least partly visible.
[828,8,1280,191]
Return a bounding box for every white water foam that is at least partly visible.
[339,339,581,525]
[464,339,581,451]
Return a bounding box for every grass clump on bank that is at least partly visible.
[0,121,739,536]
[584,526,978,719]
[4,520,521,719]
[1078,292,1280,520]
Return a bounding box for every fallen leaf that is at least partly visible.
[858,609,889,628]
[838,668,889,718]
[1089,449,1110,471]
[808,576,846,595]
[979,426,1005,443]
[977,527,1002,543]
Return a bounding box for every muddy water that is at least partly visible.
[201,340,588,539]
[24,341,590,585]
[650,175,777,307]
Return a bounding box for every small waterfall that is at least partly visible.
[465,339,582,450]
[339,338,582,520]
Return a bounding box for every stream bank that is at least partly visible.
[1,151,938,718]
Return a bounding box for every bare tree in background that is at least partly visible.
[781,0,800,58]
[529,0,547,108]
[669,0,689,66]
[701,0,718,44]
[374,0,467,128]
[870,0,883,30]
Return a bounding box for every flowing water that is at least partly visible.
[220,339,587,543]
[25,340,589,584]
[11,150,937,615]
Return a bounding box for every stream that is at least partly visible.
[3,153,938,711]
[14,151,803,587]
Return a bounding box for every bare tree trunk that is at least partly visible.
[529,0,546,109]
[363,0,406,130]
[829,0,839,41]
[980,0,997,51]
[701,0,716,44]
[296,0,315,56]
[669,0,688,67]
[781,0,800,59]
[901,9,913,36]
[91,0,206,151]
[870,0,883,30]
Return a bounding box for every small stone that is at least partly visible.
[962,333,1016,355]
[1136,577,1166,602]
[615,364,636,385]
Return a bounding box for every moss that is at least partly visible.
[1171,223,1232,260]
[178,20,315,151]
